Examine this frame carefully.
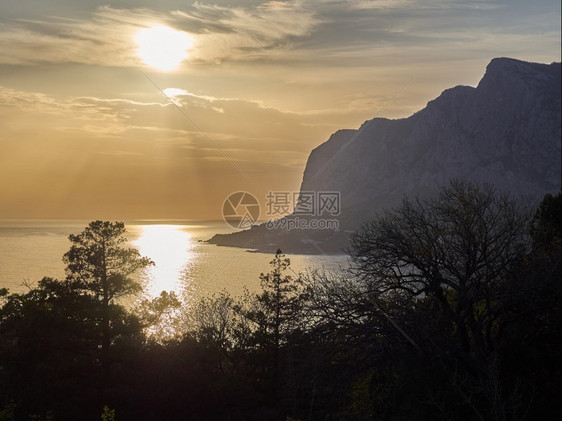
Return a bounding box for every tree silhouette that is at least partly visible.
[531,191,562,248]
[255,249,304,351]
[236,249,305,408]
[63,221,153,369]
[349,180,531,361]
[1,206,559,419]
[0,277,106,419]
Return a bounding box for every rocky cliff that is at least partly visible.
[209,58,561,254]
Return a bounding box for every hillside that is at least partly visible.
[209,58,562,254]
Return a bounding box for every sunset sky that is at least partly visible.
[0,0,560,220]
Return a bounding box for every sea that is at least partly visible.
[0,220,350,304]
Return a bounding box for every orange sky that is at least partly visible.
[0,0,560,220]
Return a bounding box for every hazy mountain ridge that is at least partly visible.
[209,58,561,254]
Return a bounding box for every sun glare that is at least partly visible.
[133,225,193,296]
[162,87,189,97]
[135,26,194,71]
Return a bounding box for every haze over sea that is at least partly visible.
[0,220,349,303]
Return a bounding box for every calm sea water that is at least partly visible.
[0,220,350,303]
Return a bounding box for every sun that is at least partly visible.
[135,26,194,71]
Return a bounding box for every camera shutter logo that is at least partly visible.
[222,192,261,229]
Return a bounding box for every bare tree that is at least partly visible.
[348,180,531,360]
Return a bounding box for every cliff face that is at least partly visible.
[209,58,561,254]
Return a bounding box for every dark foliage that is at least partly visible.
[0,190,560,420]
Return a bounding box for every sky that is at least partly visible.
[0,0,560,220]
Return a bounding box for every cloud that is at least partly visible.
[0,81,345,218]
[162,88,190,97]
[0,2,321,66]
[0,0,559,219]
[345,0,505,11]
[171,1,322,62]
[179,1,320,38]
[0,7,168,66]
[0,84,352,154]
[0,0,558,70]
[0,86,62,111]
[346,0,416,10]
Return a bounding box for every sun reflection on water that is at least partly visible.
[132,225,193,297]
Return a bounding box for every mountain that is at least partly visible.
[209,58,562,254]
